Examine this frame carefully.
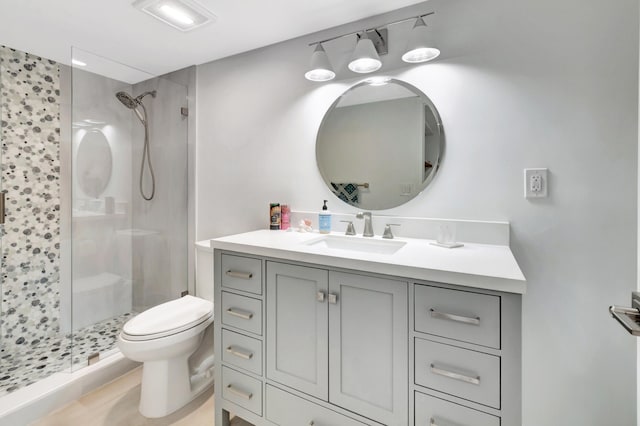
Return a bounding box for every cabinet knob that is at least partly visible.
[316,291,326,302]
[328,293,338,304]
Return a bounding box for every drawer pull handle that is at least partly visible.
[430,363,480,385]
[226,384,252,400]
[430,308,480,325]
[226,308,254,320]
[328,293,338,304]
[226,346,253,360]
[226,270,253,279]
[430,417,461,426]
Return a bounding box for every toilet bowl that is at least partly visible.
[118,295,214,418]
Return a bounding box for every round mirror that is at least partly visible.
[77,129,112,198]
[316,78,443,210]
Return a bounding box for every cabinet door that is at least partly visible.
[328,271,408,426]
[266,262,329,400]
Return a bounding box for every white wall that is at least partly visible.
[196,0,638,424]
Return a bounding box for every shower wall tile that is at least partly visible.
[0,46,60,350]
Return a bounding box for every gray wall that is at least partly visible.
[196,0,638,424]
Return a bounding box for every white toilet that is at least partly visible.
[117,241,214,418]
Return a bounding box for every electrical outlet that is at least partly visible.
[524,168,548,198]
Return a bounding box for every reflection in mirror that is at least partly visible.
[316,78,443,210]
[76,129,113,198]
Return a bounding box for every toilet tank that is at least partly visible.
[195,240,214,302]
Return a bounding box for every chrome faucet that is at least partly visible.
[356,212,374,237]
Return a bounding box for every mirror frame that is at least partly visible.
[315,78,445,210]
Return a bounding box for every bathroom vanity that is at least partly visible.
[212,228,525,426]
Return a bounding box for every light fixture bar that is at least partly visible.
[307,12,435,47]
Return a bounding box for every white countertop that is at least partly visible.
[211,229,526,294]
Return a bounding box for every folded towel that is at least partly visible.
[331,183,360,204]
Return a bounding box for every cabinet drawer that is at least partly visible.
[266,385,366,426]
[222,292,262,336]
[415,392,500,426]
[222,254,262,295]
[414,285,500,349]
[415,338,500,409]
[221,367,262,416]
[222,329,262,375]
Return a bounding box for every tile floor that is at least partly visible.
[32,367,250,426]
[0,312,136,396]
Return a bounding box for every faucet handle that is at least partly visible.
[383,224,401,239]
[341,220,356,236]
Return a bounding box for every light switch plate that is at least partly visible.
[524,168,548,198]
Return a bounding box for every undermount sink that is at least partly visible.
[305,234,407,255]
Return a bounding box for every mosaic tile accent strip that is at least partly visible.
[0,312,136,396]
[0,46,61,352]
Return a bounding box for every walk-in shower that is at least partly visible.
[0,45,190,423]
[116,90,157,201]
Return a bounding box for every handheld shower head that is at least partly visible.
[115,91,138,109]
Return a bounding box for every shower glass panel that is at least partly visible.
[69,47,188,369]
[0,45,71,395]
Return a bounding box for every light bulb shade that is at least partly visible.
[305,44,336,82]
[402,17,440,63]
[348,36,382,73]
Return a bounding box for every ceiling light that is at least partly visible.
[83,119,106,125]
[348,33,382,74]
[305,44,335,82]
[159,4,194,25]
[402,16,440,63]
[71,59,87,67]
[133,0,216,32]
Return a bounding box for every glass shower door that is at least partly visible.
[69,47,189,369]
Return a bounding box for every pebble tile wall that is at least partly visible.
[0,45,61,353]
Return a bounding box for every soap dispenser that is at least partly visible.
[319,200,332,234]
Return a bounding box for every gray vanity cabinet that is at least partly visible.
[266,262,329,399]
[214,248,522,426]
[266,262,408,426]
[328,271,408,426]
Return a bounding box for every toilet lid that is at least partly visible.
[122,295,213,341]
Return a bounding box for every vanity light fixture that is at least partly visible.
[132,0,216,32]
[305,11,437,82]
[305,44,336,82]
[402,16,440,63]
[348,32,382,74]
[365,76,391,86]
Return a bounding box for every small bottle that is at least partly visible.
[270,203,281,230]
[319,200,331,234]
[281,204,290,230]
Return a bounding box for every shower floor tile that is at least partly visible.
[0,312,136,397]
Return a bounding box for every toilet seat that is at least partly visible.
[122,295,213,341]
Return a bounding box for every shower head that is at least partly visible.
[116,91,139,109]
[116,90,157,109]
